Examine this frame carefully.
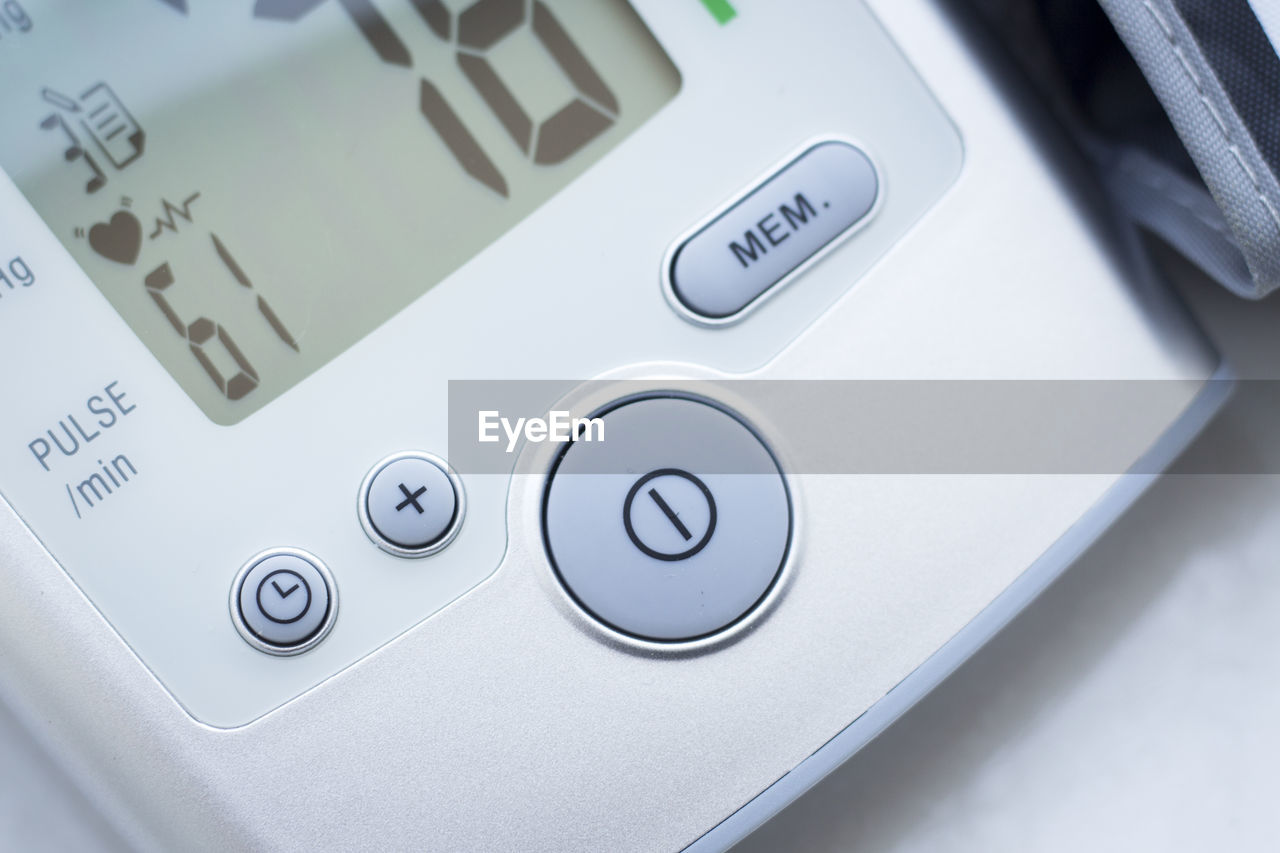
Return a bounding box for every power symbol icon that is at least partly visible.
[622,468,717,562]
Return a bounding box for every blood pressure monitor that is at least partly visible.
[0,0,1230,849]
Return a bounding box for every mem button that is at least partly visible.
[667,139,879,322]
[359,451,465,558]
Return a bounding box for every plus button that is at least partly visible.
[395,483,427,514]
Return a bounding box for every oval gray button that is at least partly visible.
[667,140,879,321]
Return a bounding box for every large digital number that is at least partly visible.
[254,0,619,195]
[418,77,509,196]
[211,233,301,354]
[145,262,261,401]
[144,235,298,402]
[453,0,618,165]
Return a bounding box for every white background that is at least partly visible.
[737,246,1280,851]
[3,247,1278,850]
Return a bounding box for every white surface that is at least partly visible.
[3,255,1274,852]
[0,700,129,853]
[734,250,1280,852]
[0,2,1250,849]
[0,0,962,727]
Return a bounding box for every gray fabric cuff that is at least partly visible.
[1098,0,1280,299]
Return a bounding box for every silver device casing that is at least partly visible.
[0,0,1226,849]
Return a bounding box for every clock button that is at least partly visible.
[231,549,337,655]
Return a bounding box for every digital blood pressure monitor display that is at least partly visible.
[0,2,1231,845]
[0,0,679,424]
[0,0,969,728]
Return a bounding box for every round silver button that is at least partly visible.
[231,549,337,655]
[359,452,465,558]
[544,395,791,642]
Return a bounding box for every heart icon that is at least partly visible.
[88,210,142,265]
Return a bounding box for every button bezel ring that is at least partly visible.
[358,451,467,559]
[541,389,795,647]
[661,135,883,328]
[230,547,338,657]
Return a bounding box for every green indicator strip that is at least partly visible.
[699,0,737,25]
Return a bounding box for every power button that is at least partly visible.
[544,394,792,642]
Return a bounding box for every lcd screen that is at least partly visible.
[0,0,680,423]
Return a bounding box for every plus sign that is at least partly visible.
[395,483,427,514]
